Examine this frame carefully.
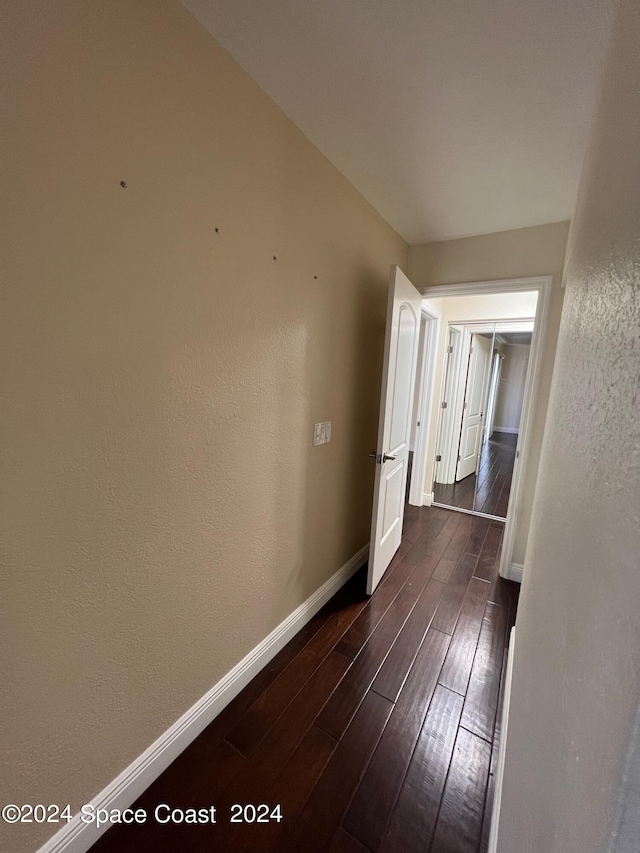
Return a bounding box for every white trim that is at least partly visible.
[36,544,369,853]
[493,426,519,435]
[505,562,523,583]
[453,320,534,333]
[422,491,434,506]
[420,275,553,581]
[419,276,550,298]
[408,304,440,506]
[488,627,516,853]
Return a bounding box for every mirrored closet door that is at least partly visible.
[432,320,533,520]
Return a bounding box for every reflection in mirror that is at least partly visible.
[432,320,533,520]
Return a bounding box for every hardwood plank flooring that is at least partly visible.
[316,590,417,741]
[460,603,509,742]
[430,552,479,635]
[285,691,394,853]
[439,577,491,695]
[475,523,505,581]
[90,505,519,853]
[341,627,450,850]
[433,433,517,518]
[371,579,443,702]
[429,727,492,853]
[380,685,463,853]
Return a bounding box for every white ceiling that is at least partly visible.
[182,0,613,245]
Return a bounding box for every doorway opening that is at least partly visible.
[367,269,551,596]
[405,276,551,582]
[431,320,533,519]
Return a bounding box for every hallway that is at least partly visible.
[90,506,518,853]
[433,433,518,518]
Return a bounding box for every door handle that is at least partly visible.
[369,451,397,463]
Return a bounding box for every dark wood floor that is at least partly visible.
[433,433,517,518]
[90,506,518,853]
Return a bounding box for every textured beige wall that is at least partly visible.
[408,221,569,564]
[496,2,640,850]
[0,1,407,849]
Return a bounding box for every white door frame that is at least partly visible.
[415,276,552,580]
[408,303,440,506]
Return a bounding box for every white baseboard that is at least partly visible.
[493,427,519,435]
[506,563,523,583]
[37,544,369,853]
[422,491,434,506]
[488,627,516,853]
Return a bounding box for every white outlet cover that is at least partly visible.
[313,421,332,445]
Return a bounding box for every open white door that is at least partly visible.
[456,333,492,481]
[367,266,422,595]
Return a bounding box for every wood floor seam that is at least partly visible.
[458,723,494,745]
[222,738,247,757]
[437,682,466,698]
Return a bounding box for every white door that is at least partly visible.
[436,326,470,485]
[367,266,422,595]
[456,333,492,481]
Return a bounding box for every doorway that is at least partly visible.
[405,276,552,582]
[431,320,533,520]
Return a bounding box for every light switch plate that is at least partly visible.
[313,421,332,446]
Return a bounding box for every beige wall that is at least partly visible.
[496,1,640,850]
[409,221,569,565]
[0,1,407,849]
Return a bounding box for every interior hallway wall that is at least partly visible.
[409,221,569,565]
[496,0,640,849]
[0,1,408,849]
